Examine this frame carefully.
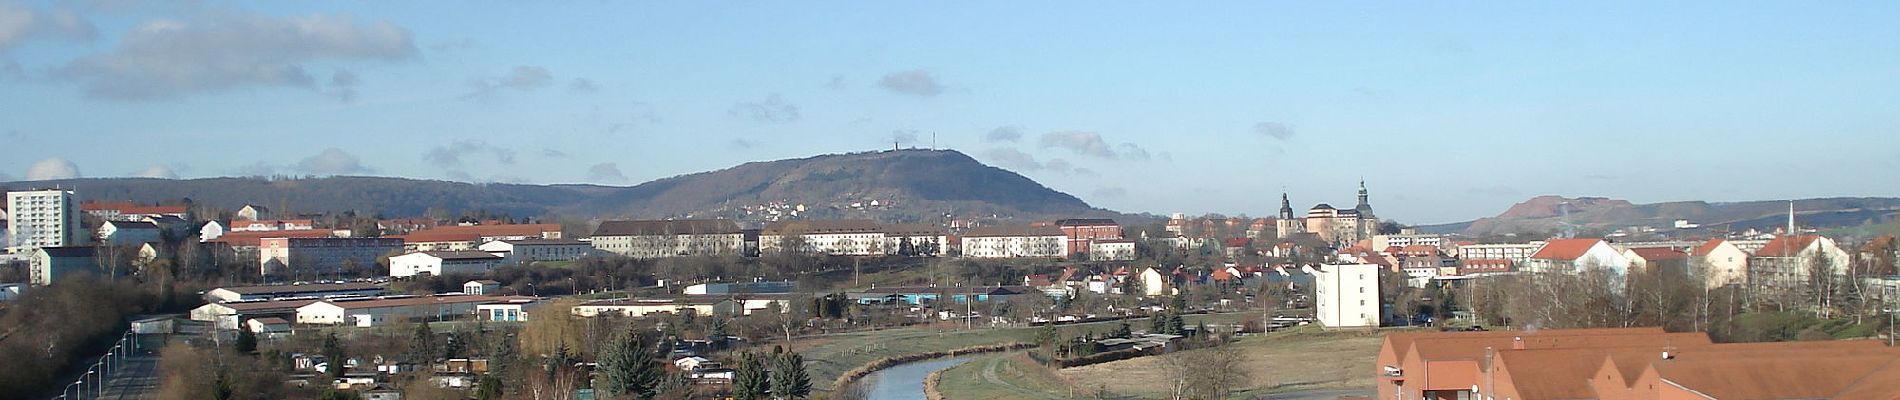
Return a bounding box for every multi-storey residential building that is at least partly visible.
[881,223,948,257]
[1454,242,1547,266]
[1309,263,1380,328]
[959,225,1065,258]
[1088,239,1136,261]
[1747,235,1850,294]
[98,220,163,245]
[6,189,80,253]
[1371,234,1444,251]
[257,237,403,276]
[1689,238,1750,288]
[759,219,885,256]
[478,238,593,264]
[590,219,744,258]
[236,204,272,221]
[29,246,97,285]
[394,223,564,252]
[1054,218,1121,258]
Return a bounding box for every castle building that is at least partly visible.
[1288,181,1380,247]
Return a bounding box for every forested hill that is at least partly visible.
[0,149,1116,222]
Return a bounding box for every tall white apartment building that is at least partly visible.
[6,189,81,253]
[1308,263,1381,328]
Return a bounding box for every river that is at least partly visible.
[854,355,977,400]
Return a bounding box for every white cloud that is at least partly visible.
[878,69,943,97]
[58,12,416,100]
[588,162,629,184]
[295,148,370,175]
[729,94,799,123]
[1116,143,1150,161]
[25,157,79,180]
[133,164,176,179]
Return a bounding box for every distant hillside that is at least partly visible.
[0,149,1117,223]
[1420,195,1900,237]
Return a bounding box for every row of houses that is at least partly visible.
[1377,327,1900,400]
[587,218,1132,260]
[1351,233,1863,294]
[190,292,539,330]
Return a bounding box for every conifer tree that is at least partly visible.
[770,352,812,399]
[597,328,662,399]
[733,352,771,400]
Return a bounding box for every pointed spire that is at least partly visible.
[1278,192,1294,219]
[1355,179,1372,213]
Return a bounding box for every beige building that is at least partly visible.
[1690,239,1749,288]
[1309,263,1380,328]
[1748,235,1850,294]
[1290,181,1379,247]
[759,219,885,256]
[590,219,744,258]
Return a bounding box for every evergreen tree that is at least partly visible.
[322,332,347,380]
[1150,311,1169,334]
[404,322,437,365]
[1166,313,1186,335]
[1113,321,1132,338]
[597,328,662,399]
[234,327,258,354]
[655,371,696,399]
[733,352,771,400]
[710,318,730,349]
[475,374,503,400]
[770,352,812,400]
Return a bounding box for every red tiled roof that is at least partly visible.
[1530,239,1601,260]
[1225,237,1252,247]
[1755,235,1819,258]
[1629,247,1687,261]
[1690,239,1728,256]
[207,229,336,247]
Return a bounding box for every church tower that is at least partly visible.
[1354,180,1378,241]
[1276,192,1304,238]
[1354,180,1373,215]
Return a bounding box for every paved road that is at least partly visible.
[94,355,159,400]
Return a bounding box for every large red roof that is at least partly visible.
[1530,239,1603,261]
[1755,235,1819,258]
[1629,247,1687,262]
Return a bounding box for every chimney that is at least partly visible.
[1512,336,1525,350]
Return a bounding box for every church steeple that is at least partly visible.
[1279,192,1294,219]
[1354,180,1372,214]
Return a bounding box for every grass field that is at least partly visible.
[926,325,1386,400]
[795,313,1249,392]
[1062,326,1385,398]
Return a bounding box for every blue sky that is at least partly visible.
[2,1,1898,224]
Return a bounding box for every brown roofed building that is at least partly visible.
[1378,327,1900,400]
[1747,235,1850,295]
[1525,238,1630,274]
[591,219,744,259]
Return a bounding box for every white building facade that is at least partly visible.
[5,189,80,253]
[389,251,504,277]
[1310,263,1381,328]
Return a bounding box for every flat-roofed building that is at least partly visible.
[190,298,321,330]
[28,246,98,285]
[388,251,504,277]
[1309,263,1380,328]
[258,237,403,277]
[590,219,744,258]
[6,189,80,254]
[295,295,535,326]
[1055,218,1121,258]
[477,238,593,264]
[204,282,385,303]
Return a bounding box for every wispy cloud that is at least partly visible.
[879,69,943,97]
[0,2,97,52]
[729,94,799,123]
[984,126,1022,143]
[57,11,415,100]
[464,65,554,98]
[133,164,176,179]
[424,140,516,170]
[1254,121,1295,140]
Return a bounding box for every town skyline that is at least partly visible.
[4,2,1899,224]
